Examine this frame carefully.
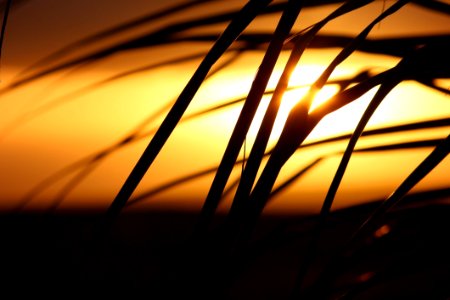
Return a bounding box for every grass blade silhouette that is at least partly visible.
[314,0,410,228]
[0,0,12,79]
[412,0,450,15]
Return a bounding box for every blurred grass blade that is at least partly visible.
[412,0,450,15]
[0,0,12,78]
[270,138,445,204]
[269,157,324,199]
[308,34,450,58]
[1,48,246,141]
[17,0,211,77]
[127,164,240,208]
[164,32,450,59]
[107,0,273,219]
[355,138,446,152]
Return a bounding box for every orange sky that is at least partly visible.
[0,0,449,214]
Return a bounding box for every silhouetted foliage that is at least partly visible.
[2,0,449,298]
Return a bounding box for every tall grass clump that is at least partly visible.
[2,0,449,298]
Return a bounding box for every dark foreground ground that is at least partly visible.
[1,197,449,299]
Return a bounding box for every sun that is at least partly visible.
[247,84,340,146]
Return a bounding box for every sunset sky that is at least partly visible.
[0,0,449,214]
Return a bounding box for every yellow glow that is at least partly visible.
[246,84,341,145]
[308,87,379,140]
[245,64,342,145]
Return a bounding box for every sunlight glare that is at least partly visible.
[247,84,339,145]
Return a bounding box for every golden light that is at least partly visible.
[247,84,340,144]
[245,64,342,146]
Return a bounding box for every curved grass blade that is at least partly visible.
[412,0,450,15]
[0,0,12,79]
[351,134,450,241]
[308,34,450,59]
[269,138,446,205]
[45,161,102,213]
[176,32,450,61]
[319,0,411,224]
[20,0,394,78]
[16,0,211,77]
[269,157,324,199]
[303,117,450,149]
